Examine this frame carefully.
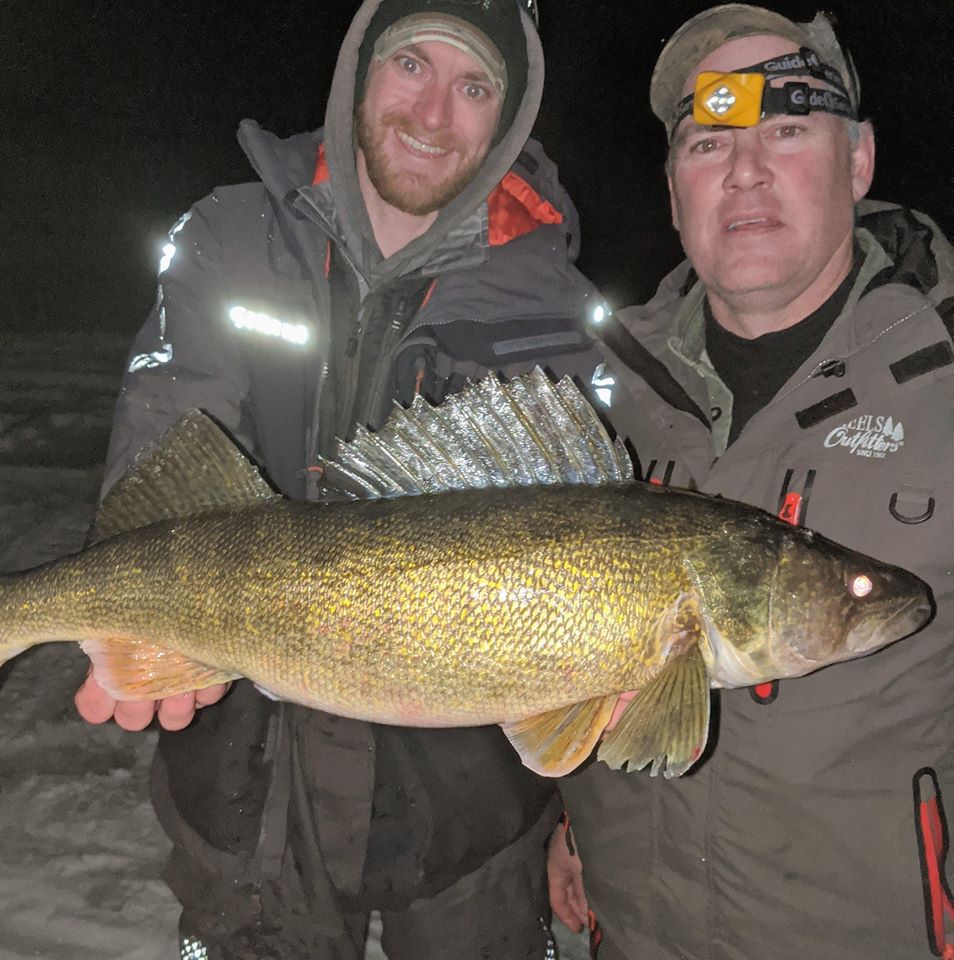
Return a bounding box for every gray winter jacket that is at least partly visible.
[562,202,954,960]
[103,0,600,951]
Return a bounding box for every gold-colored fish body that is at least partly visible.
[3,483,704,724]
[0,370,934,778]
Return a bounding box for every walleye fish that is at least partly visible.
[0,370,933,778]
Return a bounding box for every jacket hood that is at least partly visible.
[321,0,546,282]
[855,201,954,304]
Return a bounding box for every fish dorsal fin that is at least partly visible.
[89,411,279,544]
[322,367,634,499]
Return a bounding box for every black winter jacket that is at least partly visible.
[102,0,600,945]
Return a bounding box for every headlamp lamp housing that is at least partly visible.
[693,71,765,127]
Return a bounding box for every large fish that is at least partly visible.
[0,370,933,778]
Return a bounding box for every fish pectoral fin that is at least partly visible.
[597,644,710,779]
[81,637,241,701]
[500,695,618,777]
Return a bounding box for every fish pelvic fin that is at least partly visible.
[597,644,710,779]
[89,412,280,545]
[81,637,241,700]
[501,694,618,777]
[321,367,634,500]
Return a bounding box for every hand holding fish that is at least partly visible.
[547,816,589,933]
[606,692,637,732]
[74,666,229,731]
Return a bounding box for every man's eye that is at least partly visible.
[462,83,490,101]
[773,124,803,138]
[688,138,719,155]
[396,55,422,74]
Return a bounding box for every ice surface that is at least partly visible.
[0,332,179,958]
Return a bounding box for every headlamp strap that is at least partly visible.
[756,47,850,98]
[671,47,857,134]
[760,82,854,121]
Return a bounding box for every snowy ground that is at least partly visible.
[0,331,587,959]
[0,331,178,959]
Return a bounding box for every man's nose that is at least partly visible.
[723,129,773,191]
[413,82,454,131]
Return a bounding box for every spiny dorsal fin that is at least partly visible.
[89,411,279,544]
[322,367,633,500]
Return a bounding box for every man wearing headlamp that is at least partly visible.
[550,5,954,959]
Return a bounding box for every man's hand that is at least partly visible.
[74,668,229,731]
[607,690,637,731]
[547,816,589,934]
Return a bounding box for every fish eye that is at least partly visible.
[848,573,874,599]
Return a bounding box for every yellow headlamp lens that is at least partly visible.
[692,71,766,127]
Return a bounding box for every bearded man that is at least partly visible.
[76,1,600,957]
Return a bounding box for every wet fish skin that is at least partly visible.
[0,482,930,726]
[0,483,700,724]
[0,371,934,777]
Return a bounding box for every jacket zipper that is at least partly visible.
[364,299,410,428]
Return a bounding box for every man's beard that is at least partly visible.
[356,105,486,216]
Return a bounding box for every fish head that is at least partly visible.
[684,514,934,688]
[764,525,934,678]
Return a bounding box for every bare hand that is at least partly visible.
[74,667,229,731]
[547,817,589,933]
[606,690,638,731]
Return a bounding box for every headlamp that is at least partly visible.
[672,46,857,138]
[693,71,766,127]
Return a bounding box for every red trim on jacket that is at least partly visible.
[313,145,330,185]
[915,768,954,956]
[488,171,563,246]
[312,147,562,247]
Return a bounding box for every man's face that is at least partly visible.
[667,35,875,318]
[357,39,503,216]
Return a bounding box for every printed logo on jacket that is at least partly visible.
[824,414,905,459]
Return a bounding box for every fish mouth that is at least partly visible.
[846,592,935,655]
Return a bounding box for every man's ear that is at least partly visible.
[668,175,681,232]
[850,120,876,203]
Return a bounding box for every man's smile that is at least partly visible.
[396,129,452,158]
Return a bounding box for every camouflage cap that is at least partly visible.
[650,4,860,137]
[373,12,508,98]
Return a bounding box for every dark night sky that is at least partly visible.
[3,0,952,335]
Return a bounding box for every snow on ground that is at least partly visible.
[0,331,179,959]
[0,330,586,960]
